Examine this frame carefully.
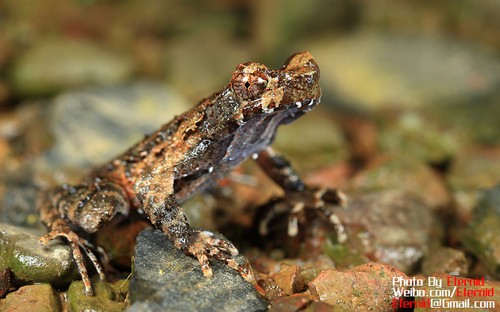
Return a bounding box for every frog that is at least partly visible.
[37,51,346,296]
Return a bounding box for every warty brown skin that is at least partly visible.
[38,52,342,296]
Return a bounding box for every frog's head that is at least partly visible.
[229,51,321,123]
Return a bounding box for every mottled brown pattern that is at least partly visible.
[38,52,337,296]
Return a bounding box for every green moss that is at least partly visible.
[323,237,364,268]
[67,278,129,312]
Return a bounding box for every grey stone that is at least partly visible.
[324,156,449,273]
[0,223,78,288]
[0,170,39,228]
[332,190,440,273]
[33,81,190,174]
[461,185,500,278]
[129,229,268,312]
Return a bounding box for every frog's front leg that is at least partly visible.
[38,179,130,295]
[134,169,255,284]
[256,147,347,242]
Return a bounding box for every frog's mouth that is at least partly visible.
[293,98,320,113]
[276,97,321,116]
[269,97,320,126]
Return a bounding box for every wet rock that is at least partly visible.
[0,169,40,228]
[447,148,500,221]
[299,256,336,285]
[0,110,41,227]
[33,82,190,176]
[251,255,335,301]
[329,189,441,273]
[269,293,334,312]
[312,33,500,110]
[271,264,304,296]
[258,278,286,302]
[0,223,78,288]
[421,247,468,276]
[67,278,128,312]
[1,284,60,312]
[308,262,407,311]
[461,185,500,278]
[321,156,448,273]
[10,38,134,96]
[129,229,268,312]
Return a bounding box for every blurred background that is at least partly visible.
[1,0,499,236]
[1,0,500,234]
[1,0,499,104]
[1,1,500,308]
[1,0,499,197]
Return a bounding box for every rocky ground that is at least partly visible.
[1,1,500,311]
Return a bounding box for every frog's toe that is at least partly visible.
[38,229,64,244]
[224,257,256,284]
[187,230,238,258]
[210,245,255,285]
[207,233,239,256]
[38,227,105,296]
[186,230,255,284]
[194,252,213,278]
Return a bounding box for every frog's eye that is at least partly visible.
[231,73,268,100]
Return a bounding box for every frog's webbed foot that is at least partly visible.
[259,187,348,243]
[38,221,105,296]
[182,230,256,285]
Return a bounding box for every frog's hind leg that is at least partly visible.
[255,147,348,242]
[37,180,130,296]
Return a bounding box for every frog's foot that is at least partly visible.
[38,224,105,296]
[184,230,256,285]
[259,187,348,242]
